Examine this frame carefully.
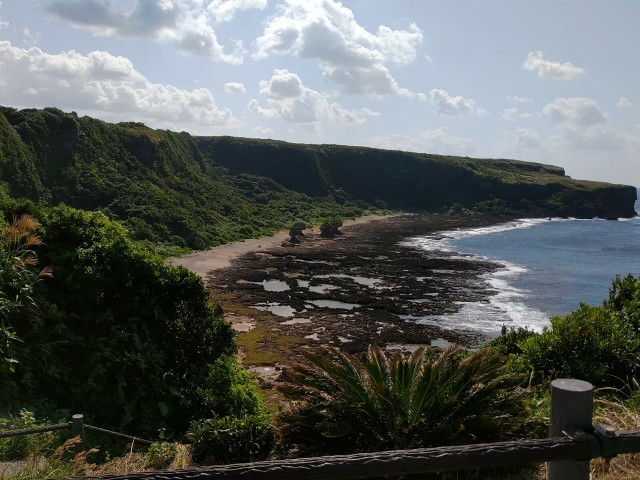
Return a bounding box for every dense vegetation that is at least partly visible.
[0,106,636,253]
[277,345,531,456]
[0,199,271,447]
[198,136,637,218]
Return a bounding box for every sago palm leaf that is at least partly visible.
[277,344,529,455]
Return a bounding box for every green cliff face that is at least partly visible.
[197,136,637,219]
[0,106,636,249]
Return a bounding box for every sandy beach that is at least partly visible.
[167,214,400,279]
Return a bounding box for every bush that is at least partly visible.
[187,414,275,464]
[145,441,179,470]
[0,410,64,461]
[319,217,343,237]
[1,204,237,437]
[277,345,529,456]
[489,326,538,356]
[520,304,640,386]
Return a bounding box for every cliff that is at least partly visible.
[0,106,636,249]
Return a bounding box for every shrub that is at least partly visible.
[0,410,63,461]
[520,304,640,386]
[319,217,343,237]
[489,325,538,356]
[187,414,275,464]
[277,345,529,456]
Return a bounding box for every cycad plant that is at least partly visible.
[277,345,529,455]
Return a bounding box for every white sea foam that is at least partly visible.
[402,217,562,253]
[400,261,550,335]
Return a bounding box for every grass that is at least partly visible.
[0,437,192,479]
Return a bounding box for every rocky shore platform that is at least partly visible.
[204,214,512,391]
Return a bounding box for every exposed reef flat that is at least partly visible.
[205,214,515,389]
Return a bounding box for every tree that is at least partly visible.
[277,345,529,456]
[288,222,306,244]
[319,217,343,237]
[1,204,249,436]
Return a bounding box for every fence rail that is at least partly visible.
[4,379,640,480]
[0,415,151,448]
[57,428,640,480]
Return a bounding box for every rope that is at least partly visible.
[84,424,153,445]
[0,422,72,438]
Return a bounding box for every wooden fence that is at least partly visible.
[53,378,640,480]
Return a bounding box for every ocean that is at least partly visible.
[407,192,640,336]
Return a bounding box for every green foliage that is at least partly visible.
[145,441,179,470]
[489,325,538,356]
[605,274,640,331]
[187,414,275,464]
[277,345,529,456]
[288,221,306,242]
[0,410,63,461]
[520,303,640,386]
[319,217,343,237]
[0,107,371,250]
[194,355,265,419]
[0,203,244,438]
[1,106,634,255]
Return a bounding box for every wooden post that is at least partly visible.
[72,414,85,451]
[548,379,594,480]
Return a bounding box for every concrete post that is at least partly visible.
[72,414,85,451]
[548,379,594,480]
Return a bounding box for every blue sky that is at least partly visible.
[0,0,638,185]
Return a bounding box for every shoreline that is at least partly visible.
[167,213,401,279]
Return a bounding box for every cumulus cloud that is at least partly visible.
[505,127,542,149]
[368,127,476,156]
[502,107,536,121]
[541,96,639,152]
[224,82,246,94]
[551,124,630,151]
[248,68,379,125]
[429,89,480,116]
[46,0,252,63]
[206,0,267,23]
[507,94,532,103]
[543,97,606,126]
[0,41,239,129]
[617,96,632,108]
[523,51,585,80]
[254,0,424,97]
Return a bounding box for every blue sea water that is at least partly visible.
[408,193,640,335]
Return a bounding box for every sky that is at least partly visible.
[0,0,639,186]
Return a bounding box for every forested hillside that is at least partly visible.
[0,106,636,251]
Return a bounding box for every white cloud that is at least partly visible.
[252,126,274,137]
[541,96,639,152]
[551,124,630,151]
[502,107,536,121]
[224,82,246,94]
[248,68,379,125]
[0,0,8,29]
[617,96,632,108]
[543,97,606,126]
[206,0,267,23]
[429,89,480,116]
[523,51,585,80]
[368,127,476,156]
[507,94,532,103]
[505,127,542,149]
[0,41,239,129]
[46,0,250,63]
[254,0,424,97]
